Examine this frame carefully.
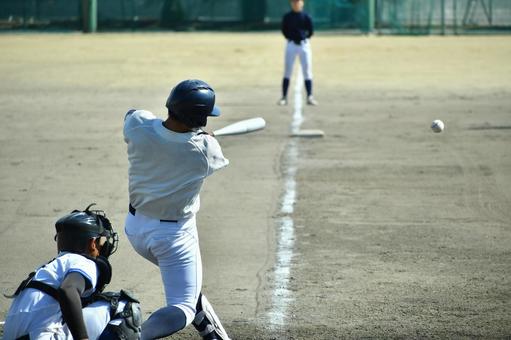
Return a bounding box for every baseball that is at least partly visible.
[431,119,445,133]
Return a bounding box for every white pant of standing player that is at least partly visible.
[124,211,202,337]
[284,39,313,81]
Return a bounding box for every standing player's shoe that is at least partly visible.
[278,97,288,106]
[193,294,231,340]
[307,95,318,106]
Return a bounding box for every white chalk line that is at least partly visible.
[291,72,304,134]
[268,72,304,327]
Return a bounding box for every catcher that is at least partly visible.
[3,204,142,340]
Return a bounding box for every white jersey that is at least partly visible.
[123,110,229,220]
[3,252,98,340]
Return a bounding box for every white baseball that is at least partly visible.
[431,119,445,133]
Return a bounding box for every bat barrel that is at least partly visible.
[213,117,266,136]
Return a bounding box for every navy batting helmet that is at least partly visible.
[165,79,220,128]
[55,203,119,258]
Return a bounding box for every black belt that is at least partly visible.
[129,204,178,223]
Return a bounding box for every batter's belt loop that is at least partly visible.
[128,204,178,223]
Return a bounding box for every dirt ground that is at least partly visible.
[0,33,510,339]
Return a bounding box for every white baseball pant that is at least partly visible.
[284,39,313,80]
[124,211,202,325]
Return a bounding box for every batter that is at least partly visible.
[123,79,230,339]
[279,0,318,106]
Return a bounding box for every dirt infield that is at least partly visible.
[0,33,510,339]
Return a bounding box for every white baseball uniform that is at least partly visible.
[3,252,124,340]
[123,109,229,325]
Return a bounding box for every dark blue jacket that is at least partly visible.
[281,11,314,44]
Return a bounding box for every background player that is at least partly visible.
[123,79,230,339]
[3,204,141,340]
[279,0,318,106]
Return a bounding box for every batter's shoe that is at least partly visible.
[193,294,231,340]
[307,95,318,106]
[278,97,288,106]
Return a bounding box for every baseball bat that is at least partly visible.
[213,117,266,136]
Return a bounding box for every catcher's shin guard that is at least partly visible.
[192,293,230,340]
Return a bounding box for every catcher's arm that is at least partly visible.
[58,272,91,340]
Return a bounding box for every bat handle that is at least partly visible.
[198,130,213,136]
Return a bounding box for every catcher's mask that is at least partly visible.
[55,203,119,258]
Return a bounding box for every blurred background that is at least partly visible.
[0,0,510,35]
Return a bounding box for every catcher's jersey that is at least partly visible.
[123,110,229,220]
[3,252,98,339]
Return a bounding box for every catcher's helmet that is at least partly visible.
[55,203,119,258]
[165,79,220,128]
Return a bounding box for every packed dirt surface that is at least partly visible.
[0,33,510,339]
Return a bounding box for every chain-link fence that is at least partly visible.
[0,0,509,34]
[376,0,511,34]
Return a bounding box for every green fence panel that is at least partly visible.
[0,0,509,33]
